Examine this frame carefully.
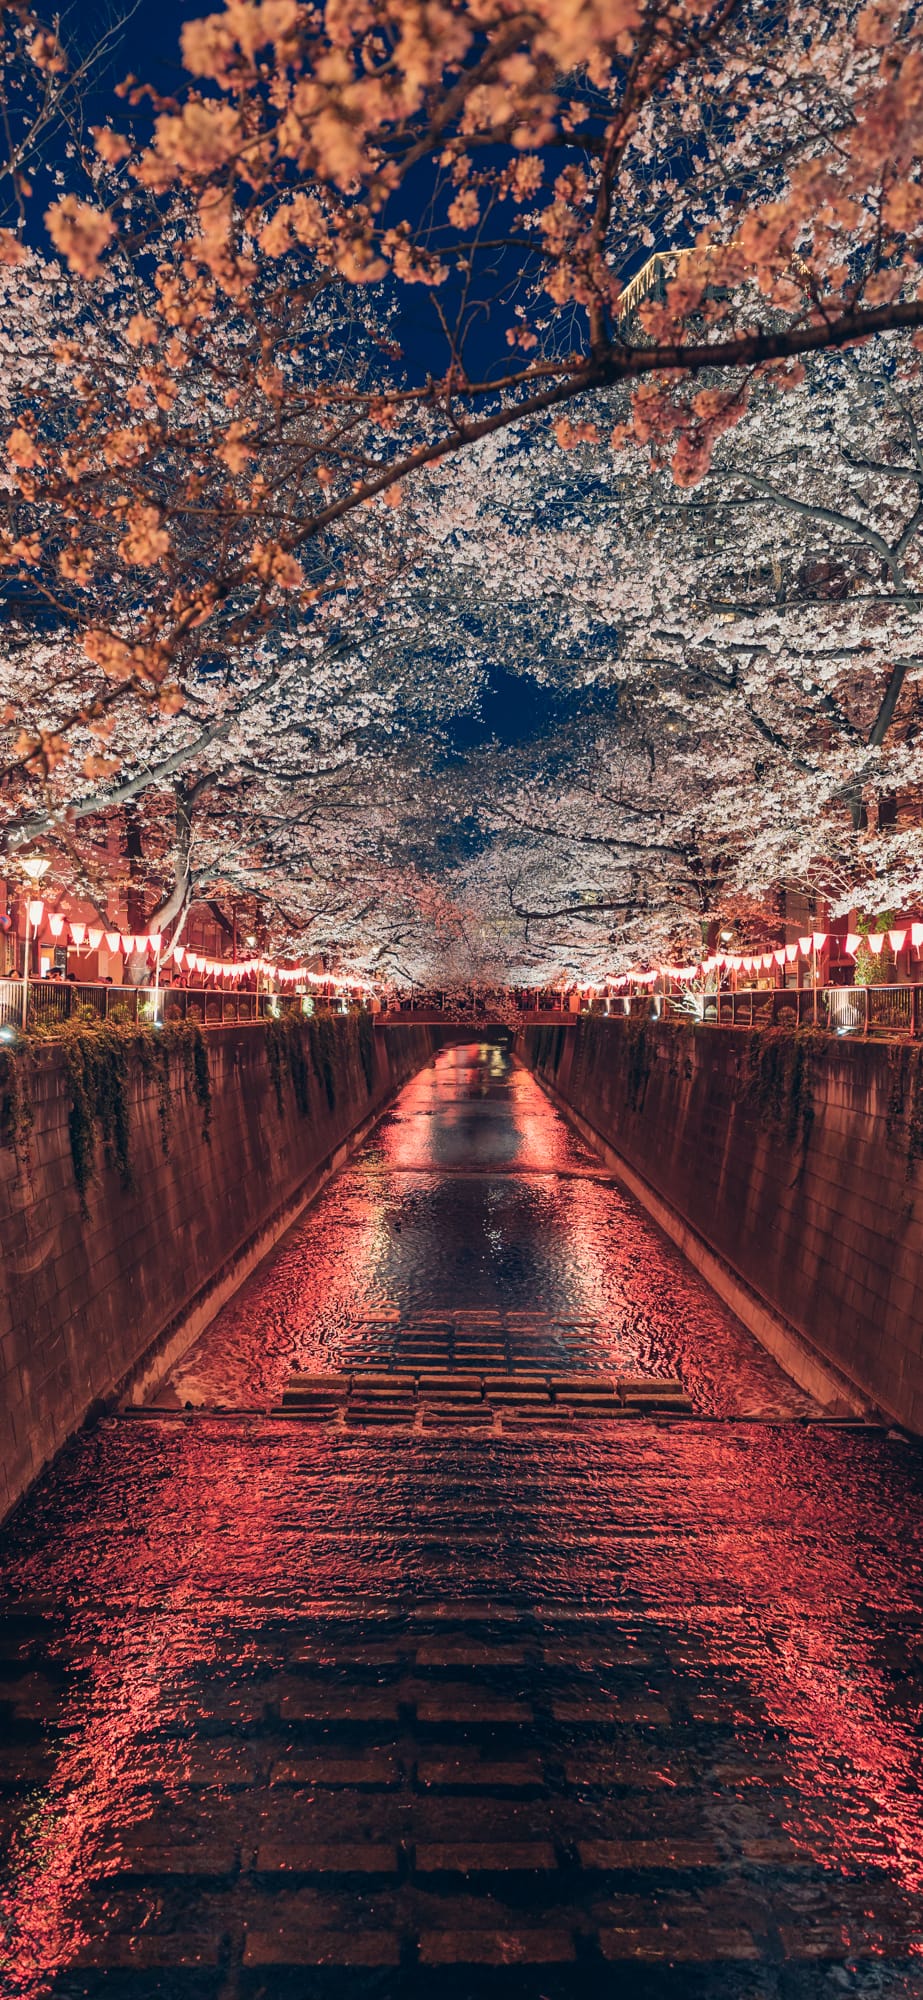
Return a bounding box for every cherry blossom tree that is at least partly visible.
[409,337,923,971]
[1,0,923,768]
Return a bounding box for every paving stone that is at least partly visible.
[564,1753,693,1787]
[616,1376,684,1395]
[550,1374,615,1391]
[289,1639,404,1667]
[501,1411,575,1426]
[244,1927,401,1966]
[417,1756,544,1791]
[270,1754,401,1788]
[286,1374,349,1391]
[71,1934,221,1969]
[95,1841,237,1880]
[418,1929,575,1965]
[484,1374,549,1389]
[277,1407,339,1422]
[414,1841,557,1875]
[543,1643,652,1668]
[555,1396,626,1412]
[278,1688,401,1722]
[741,1833,804,1862]
[256,1842,399,1877]
[415,1690,533,1725]
[415,1642,526,1668]
[779,1927,854,1960]
[553,1698,671,1725]
[346,1408,412,1425]
[487,1391,552,1406]
[171,1745,256,1787]
[351,1385,416,1400]
[598,1926,759,1962]
[578,1838,721,1871]
[422,1410,495,1427]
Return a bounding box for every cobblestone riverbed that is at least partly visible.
[1,1044,921,1997]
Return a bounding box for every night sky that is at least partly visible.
[64,0,609,757]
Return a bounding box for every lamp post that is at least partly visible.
[20,855,50,1028]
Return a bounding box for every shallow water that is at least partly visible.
[1,1044,922,1999]
[160,1045,816,1417]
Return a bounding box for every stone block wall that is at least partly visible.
[0,1018,434,1520]
[521,1017,923,1431]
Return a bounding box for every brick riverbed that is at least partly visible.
[0,1046,921,1996]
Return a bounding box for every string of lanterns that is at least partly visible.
[22,903,378,993]
[607,922,923,990]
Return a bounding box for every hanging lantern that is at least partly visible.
[48,913,65,939]
[845,933,861,956]
[69,922,86,947]
[88,927,104,951]
[889,929,908,954]
[105,931,121,954]
[28,899,45,929]
[798,936,812,955]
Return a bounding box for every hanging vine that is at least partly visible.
[2,1018,212,1212]
[886,1042,923,1176]
[0,1042,35,1186]
[265,1013,313,1116]
[311,1013,339,1110]
[744,1026,826,1156]
[358,1010,376,1093]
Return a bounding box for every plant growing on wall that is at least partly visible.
[17,1017,213,1211]
[854,915,895,988]
[266,1014,313,1118]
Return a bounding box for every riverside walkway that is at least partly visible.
[0,1045,922,1996]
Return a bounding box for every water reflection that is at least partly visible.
[162,1045,814,1416]
[2,1044,923,1997]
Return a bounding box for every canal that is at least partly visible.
[1,1043,922,1996]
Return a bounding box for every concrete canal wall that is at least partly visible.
[521,1016,923,1432]
[0,1017,435,1520]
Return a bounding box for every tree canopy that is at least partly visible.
[1,0,922,982]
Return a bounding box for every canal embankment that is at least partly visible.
[519,1016,923,1433]
[0,1016,435,1521]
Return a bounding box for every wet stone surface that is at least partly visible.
[0,1045,922,1997]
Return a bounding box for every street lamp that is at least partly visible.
[20,855,50,1027]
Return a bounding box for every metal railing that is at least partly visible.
[615,988,919,1040]
[0,979,337,1033]
[2,978,921,1041]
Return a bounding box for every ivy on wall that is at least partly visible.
[358,1010,376,1093]
[744,1026,827,1158]
[0,1043,35,1184]
[1,1017,212,1212]
[886,1042,923,1175]
[265,1010,377,1120]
